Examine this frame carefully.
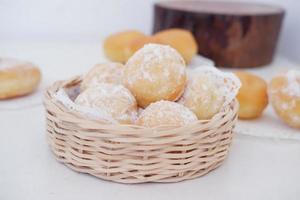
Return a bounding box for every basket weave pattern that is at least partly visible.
[44,77,239,183]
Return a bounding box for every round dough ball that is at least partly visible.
[137,100,198,127]
[103,30,145,63]
[75,83,137,124]
[153,28,198,64]
[235,71,268,119]
[81,62,124,90]
[0,58,41,99]
[125,36,162,59]
[123,44,187,108]
[269,70,300,128]
[179,70,224,120]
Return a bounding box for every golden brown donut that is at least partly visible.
[153,28,198,64]
[269,70,300,128]
[0,58,41,99]
[81,62,124,90]
[123,44,187,108]
[235,71,268,119]
[103,30,145,63]
[137,100,198,127]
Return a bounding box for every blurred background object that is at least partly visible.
[0,0,299,64]
[153,1,284,68]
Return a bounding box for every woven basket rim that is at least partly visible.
[44,76,238,131]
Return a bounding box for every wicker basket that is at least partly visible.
[44,77,239,183]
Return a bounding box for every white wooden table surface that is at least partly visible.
[0,40,299,200]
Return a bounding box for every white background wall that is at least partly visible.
[0,0,299,63]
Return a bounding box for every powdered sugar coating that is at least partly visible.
[269,70,300,110]
[194,67,241,106]
[54,88,119,124]
[125,44,185,84]
[137,100,198,127]
[269,70,300,128]
[81,62,124,90]
[180,66,241,119]
[283,70,300,97]
[123,44,187,107]
[75,83,138,124]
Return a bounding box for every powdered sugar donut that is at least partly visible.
[180,67,240,120]
[137,100,197,127]
[75,83,137,124]
[0,57,41,99]
[123,44,187,108]
[269,70,300,128]
[81,62,124,90]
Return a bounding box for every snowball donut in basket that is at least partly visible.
[44,44,240,183]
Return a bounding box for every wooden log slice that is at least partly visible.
[153,1,285,68]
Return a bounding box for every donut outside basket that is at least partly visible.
[44,77,239,184]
